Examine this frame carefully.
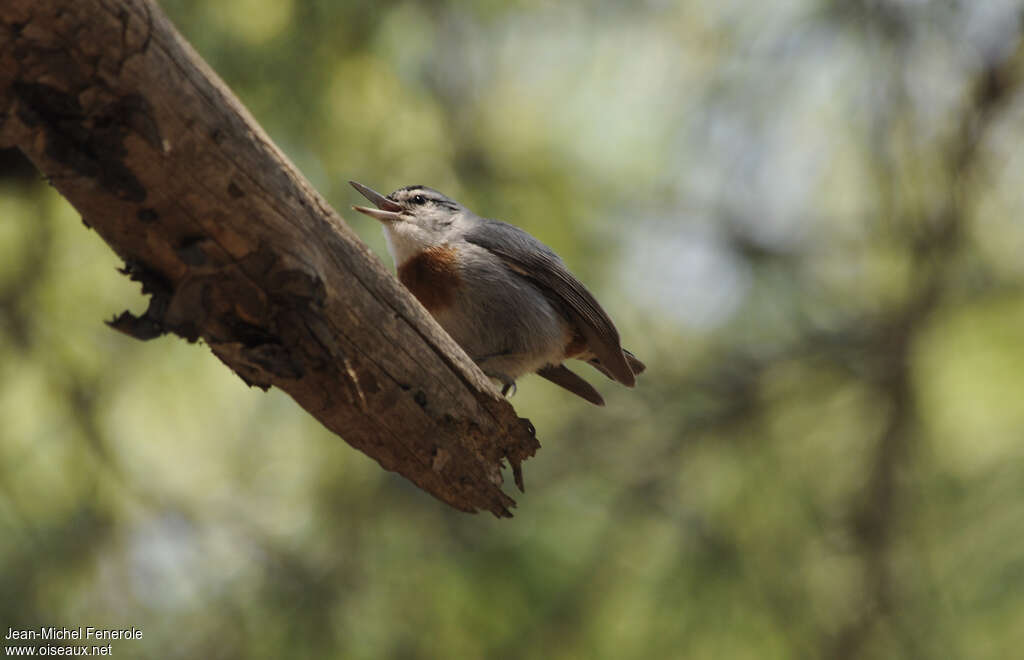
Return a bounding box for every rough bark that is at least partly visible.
[0,0,539,517]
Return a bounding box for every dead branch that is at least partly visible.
[0,0,539,517]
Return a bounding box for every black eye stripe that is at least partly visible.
[389,187,458,210]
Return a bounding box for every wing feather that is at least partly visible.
[465,219,636,386]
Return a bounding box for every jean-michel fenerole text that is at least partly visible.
[5,627,143,641]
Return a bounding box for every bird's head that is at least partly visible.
[350,181,465,264]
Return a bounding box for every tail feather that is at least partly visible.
[536,364,605,406]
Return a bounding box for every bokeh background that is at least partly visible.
[3,1,1024,658]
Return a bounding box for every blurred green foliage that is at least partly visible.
[3,1,1024,658]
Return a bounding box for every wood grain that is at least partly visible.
[0,0,539,517]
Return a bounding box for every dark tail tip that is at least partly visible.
[537,364,606,406]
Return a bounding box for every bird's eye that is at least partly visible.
[411,195,427,205]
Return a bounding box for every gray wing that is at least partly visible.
[464,218,636,386]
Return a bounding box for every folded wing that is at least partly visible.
[464,219,637,386]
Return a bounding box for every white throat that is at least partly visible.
[382,224,425,267]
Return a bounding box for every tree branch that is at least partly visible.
[0,0,539,517]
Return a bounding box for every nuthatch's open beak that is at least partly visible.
[350,181,404,223]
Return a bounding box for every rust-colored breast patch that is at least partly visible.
[397,245,462,312]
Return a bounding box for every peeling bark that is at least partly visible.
[0,0,539,517]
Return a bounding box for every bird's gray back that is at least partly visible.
[460,215,634,385]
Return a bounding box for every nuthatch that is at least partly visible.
[350,181,644,406]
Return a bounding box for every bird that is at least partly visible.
[350,181,644,406]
